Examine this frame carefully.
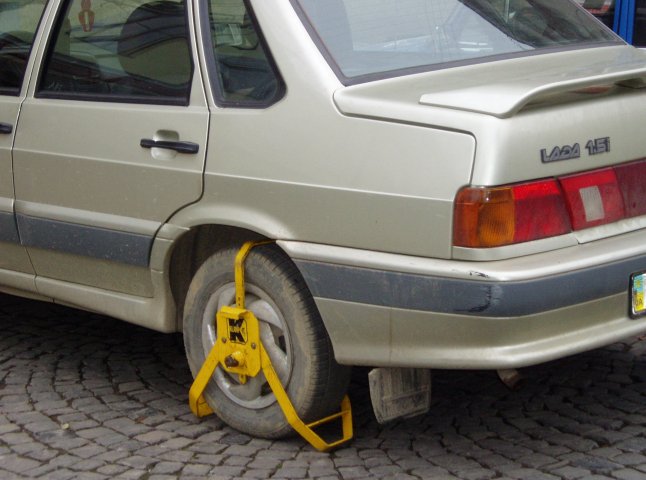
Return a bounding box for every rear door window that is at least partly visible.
[0,0,48,95]
[38,0,192,104]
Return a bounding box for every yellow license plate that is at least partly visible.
[630,271,646,318]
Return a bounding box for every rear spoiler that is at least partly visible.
[419,66,646,119]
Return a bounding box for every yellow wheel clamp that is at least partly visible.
[188,241,353,452]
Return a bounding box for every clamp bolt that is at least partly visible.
[225,355,239,367]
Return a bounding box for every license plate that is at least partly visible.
[630,271,646,318]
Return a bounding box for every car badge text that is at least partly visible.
[541,137,610,163]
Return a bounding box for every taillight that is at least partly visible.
[559,168,624,230]
[454,158,646,248]
[453,180,570,248]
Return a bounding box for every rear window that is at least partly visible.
[293,0,621,83]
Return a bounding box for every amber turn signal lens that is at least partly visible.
[454,180,571,248]
[453,187,515,248]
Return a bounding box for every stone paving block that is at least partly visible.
[97,464,130,475]
[453,468,497,480]
[0,453,42,473]
[76,426,116,440]
[273,467,307,478]
[193,453,224,465]
[225,455,254,466]
[505,468,560,480]
[25,447,59,462]
[242,468,275,479]
[612,454,646,466]
[591,448,624,459]
[70,443,108,459]
[367,465,403,476]
[615,438,646,454]
[134,429,176,444]
[174,424,214,438]
[113,468,149,479]
[333,456,364,468]
[516,453,560,469]
[150,460,184,474]
[1,431,33,445]
[118,454,158,470]
[209,465,245,476]
[155,436,193,450]
[69,458,107,471]
[181,463,213,476]
[548,465,591,479]
[144,449,189,464]
[363,455,393,468]
[612,469,646,480]
[0,402,34,413]
[103,417,152,436]
[67,419,101,430]
[0,423,19,435]
[38,467,81,480]
[255,449,297,461]
[337,466,369,479]
[10,440,47,455]
[94,432,132,447]
[569,455,624,474]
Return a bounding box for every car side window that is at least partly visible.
[0,0,48,95]
[38,0,192,105]
[208,0,284,106]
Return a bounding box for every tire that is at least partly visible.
[183,243,351,438]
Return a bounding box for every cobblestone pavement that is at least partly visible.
[1,294,646,480]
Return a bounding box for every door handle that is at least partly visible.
[140,138,199,154]
[0,123,13,134]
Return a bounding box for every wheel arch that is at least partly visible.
[161,222,315,334]
[153,202,300,330]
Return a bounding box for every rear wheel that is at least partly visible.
[183,243,350,438]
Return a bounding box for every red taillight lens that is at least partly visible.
[615,161,646,218]
[453,180,571,248]
[558,168,624,230]
[454,158,646,249]
[513,181,572,243]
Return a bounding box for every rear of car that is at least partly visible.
[278,0,646,370]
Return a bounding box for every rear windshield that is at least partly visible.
[293,0,621,83]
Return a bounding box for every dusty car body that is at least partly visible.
[2,0,646,437]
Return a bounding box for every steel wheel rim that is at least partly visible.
[201,282,293,409]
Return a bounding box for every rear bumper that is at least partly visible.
[279,232,646,369]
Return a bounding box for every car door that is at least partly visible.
[0,1,48,280]
[13,0,208,296]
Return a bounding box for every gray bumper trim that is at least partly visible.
[295,255,646,317]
